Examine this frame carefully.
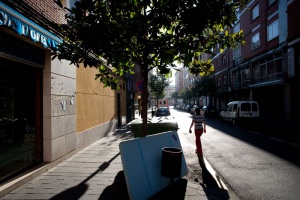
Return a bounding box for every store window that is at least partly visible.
[0,59,42,183]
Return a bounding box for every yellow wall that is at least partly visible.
[76,65,126,133]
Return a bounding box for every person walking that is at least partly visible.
[189,108,206,156]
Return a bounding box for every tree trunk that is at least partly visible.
[141,66,149,136]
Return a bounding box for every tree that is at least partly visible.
[179,88,193,103]
[198,75,218,96]
[53,0,247,136]
[191,75,217,98]
[171,91,179,103]
[149,72,170,106]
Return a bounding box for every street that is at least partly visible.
[170,106,300,200]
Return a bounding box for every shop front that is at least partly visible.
[0,2,61,183]
[0,32,43,183]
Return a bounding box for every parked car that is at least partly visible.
[184,105,192,112]
[220,101,260,126]
[180,104,186,110]
[201,105,219,118]
[155,107,171,117]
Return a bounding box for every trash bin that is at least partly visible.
[161,147,182,183]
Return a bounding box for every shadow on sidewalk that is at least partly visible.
[148,178,188,200]
[198,155,230,200]
[99,170,130,200]
[49,153,121,200]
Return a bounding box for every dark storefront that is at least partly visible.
[0,31,43,183]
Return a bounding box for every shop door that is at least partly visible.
[0,59,42,183]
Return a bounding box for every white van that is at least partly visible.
[220,101,260,126]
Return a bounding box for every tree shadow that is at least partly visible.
[50,153,120,200]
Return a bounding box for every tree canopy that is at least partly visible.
[179,88,193,102]
[53,0,247,136]
[171,91,179,100]
[191,75,218,97]
[149,72,171,102]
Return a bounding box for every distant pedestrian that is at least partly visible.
[189,108,206,156]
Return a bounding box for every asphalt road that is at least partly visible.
[171,107,300,200]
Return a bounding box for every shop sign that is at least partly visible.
[0,3,62,50]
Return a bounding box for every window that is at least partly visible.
[217,77,221,86]
[233,23,241,60]
[241,68,250,86]
[223,75,227,85]
[65,0,76,9]
[268,0,276,6]
[252,4,259,21]
[241,103,251,112]
[260,64,267,81]
[251,33,260,50]
[233,47,241,60]
[253,62,260,81]
[267,19,279,41]
[252,103,258,111]
[222,55,226,65]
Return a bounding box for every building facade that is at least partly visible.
[0,0,128,190]
[210,0,299,123]
[175,67,184,93]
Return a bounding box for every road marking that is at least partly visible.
[203,156,229,190]
[248,131,261,135]
[188,142,229,190]
[289,143,300,147]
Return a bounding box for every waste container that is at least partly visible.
[131,118,178,138]
[161,147,182,183]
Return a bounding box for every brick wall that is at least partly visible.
[2,0,67,34]
[240,0,279,61]
[23,0,66,24]
[288,0,300,41]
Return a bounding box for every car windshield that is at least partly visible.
[158,108,168,112]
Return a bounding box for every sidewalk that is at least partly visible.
[0,113,236,200]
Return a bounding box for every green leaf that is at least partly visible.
[225,30,229,36]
